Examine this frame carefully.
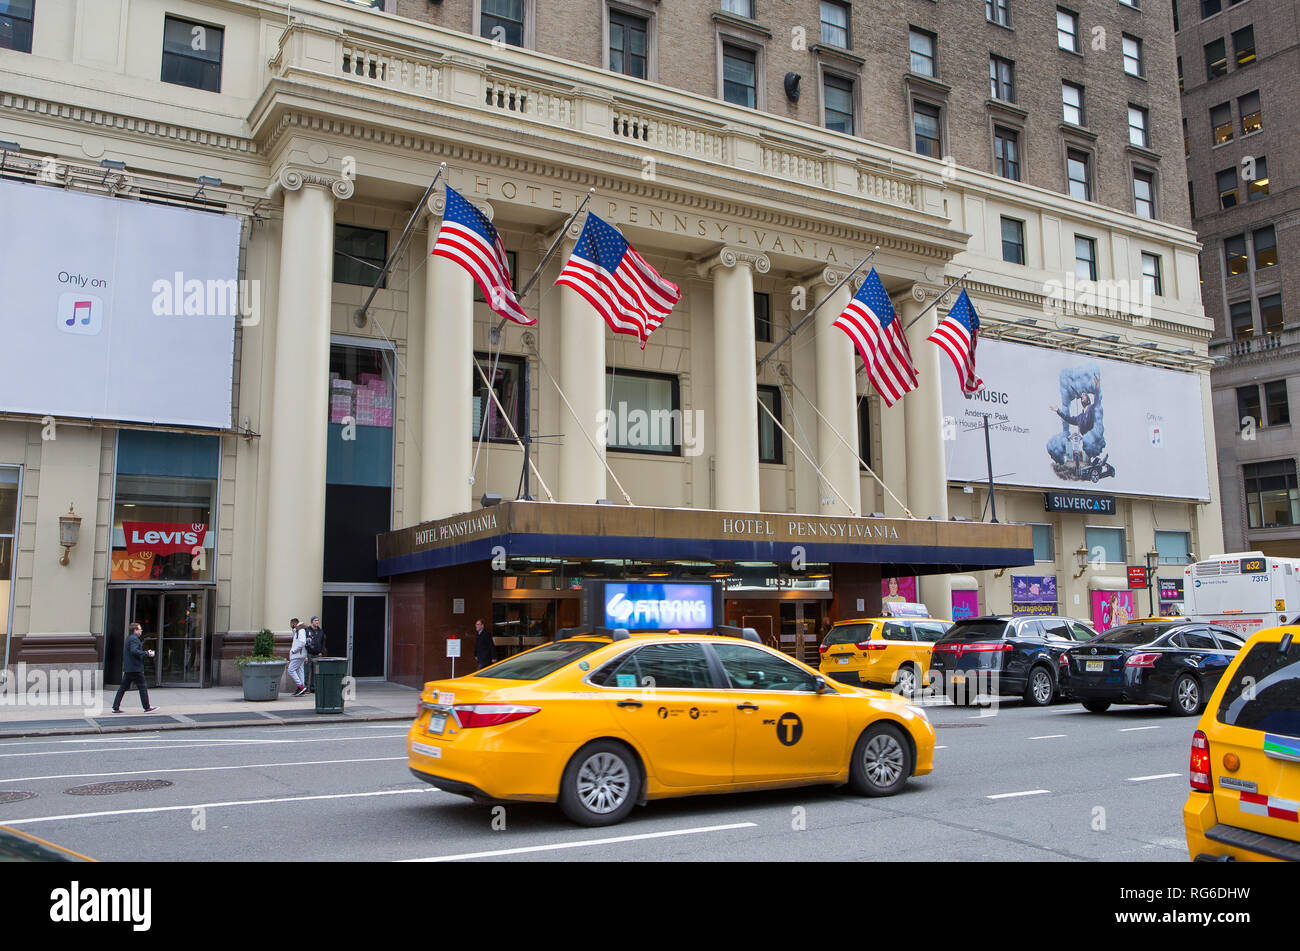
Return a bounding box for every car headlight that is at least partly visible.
[904,703,929,721]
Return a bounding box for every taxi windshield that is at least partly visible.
[476,640,608,681]
[1216,638,1300,738]
[823,623,874,645]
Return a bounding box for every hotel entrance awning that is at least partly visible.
[377,502,1033,578]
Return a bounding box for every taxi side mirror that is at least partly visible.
[814,676,830,693]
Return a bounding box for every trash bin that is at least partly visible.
[313,657,348,714]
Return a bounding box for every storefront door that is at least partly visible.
[779,601,824,664]
[322,591,388,680]
[126,589,206,687]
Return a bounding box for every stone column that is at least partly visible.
[811,267,861,516]
[263,168,351,634]
[701,248,769,512]
[422,191,474,521]
[556,229,608,505]
[900,284,951,616]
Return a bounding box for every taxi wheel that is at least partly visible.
[1168,674,1202,717]
[849,723,912,797]
[559,741,641,827]
[894,664,918,699]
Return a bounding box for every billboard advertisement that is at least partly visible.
[602,583,715,630]
[1091,589,1136,633]
[882,576,917,604]
[0,179,241,429]
[951,590,979,621]
[940,338,1210,500]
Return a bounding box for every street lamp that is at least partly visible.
[58,504,82,566]
[1073,545,1089,579]
[1145,546,1160,617]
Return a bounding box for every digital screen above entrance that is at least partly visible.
[603,583,715,631]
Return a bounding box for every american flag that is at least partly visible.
[929,288,984,395]
[431,185,534,326]
[832,268,918,406]
[554,213,680,348]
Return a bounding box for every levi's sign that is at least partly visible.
[122,522,206,556]
[1043,491,1116,515]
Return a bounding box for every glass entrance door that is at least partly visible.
[779,601,824,664]
[127,589,206,686]
[321,591,388,680]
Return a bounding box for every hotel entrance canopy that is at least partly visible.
[377,502,1034,578]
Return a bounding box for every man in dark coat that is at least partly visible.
[474,618,495,671]
[112,622,159,713]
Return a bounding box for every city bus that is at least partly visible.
[1182,552,1300,638]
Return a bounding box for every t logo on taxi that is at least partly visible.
[777,712,803,746]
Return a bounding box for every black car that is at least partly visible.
[928,615,1099,706]
[1059,621,1246,716]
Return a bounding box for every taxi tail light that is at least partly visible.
[1190,730,1212,792]
[452,704,541,728]
[818,643,829,654]
[855,641,887,651]
[1125,653,1160,669]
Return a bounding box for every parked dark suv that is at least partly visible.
[928,615,1098,706]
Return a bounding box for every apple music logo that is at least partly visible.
[57,293,104,335]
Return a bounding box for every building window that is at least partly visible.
[1141,252,1163,296]
[1217,166,1238,209]
[1057,8,1080,52]
[1204,38,1226,79]
[1253,225,1277,269]
[1201,0,1220,16]
[1031,524,1055,562]
[1001,217,1026,265]
[1260,294,1283,335]
[823,73,855,134]
[1224,234,1247,275]
[986,0,1010,27]
[606,370,680,455]
[1177,56,1184,91]
[1122,34,1144,76]
[1067,149,1092,200]
[1210,101,1233,144]
[0,0,34,53]
[473,352,526,442]
[754,291,772,343]
[1062,81,1085,125]
[1246,156,1268,200]
[481,0,525,46]
[820,1,850,48]
[912,101,941,157]
[609,9,648,79]
[1188,180,1195,217]
[1237,384,1262,429]
[1128,105,1149,147]
[0,467,18,646]
[1233,24,1255,67]
[161,15,224,93]
[1230,299,1253,339]
[1183,116,1189,155]
[857,398,872,469]
[722,43,758,108]
[909,27,936,76]
[758,385,784,464]
[722,0,754,16]
[1265,381,1290,427]
[1075,235,1098,280]
[1239,90,1261,135]
[1133,170,1155,218]
[1173,0,1180,32]
[1244,460,1300,529]
[1085,526,1125,564]
[1155,530,1191,565]
[989,55,1015,102]
[474,250,517,304]
[994,126,1020,180]
[334,225,388,288]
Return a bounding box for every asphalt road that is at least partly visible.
[0,698,1199,862]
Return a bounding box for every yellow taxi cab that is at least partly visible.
[1184,624,1300,861]
[0,825,94,861]
[818,604,949,698]
[408,630,935,826]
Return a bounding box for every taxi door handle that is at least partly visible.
[617,700,643,709]
[736,702,760,711]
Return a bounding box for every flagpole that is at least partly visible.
[756,247,878,370]
[491,188,596,340]
[900,269,972,332]
[355,163,445,327]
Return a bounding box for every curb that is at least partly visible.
[0,712,413,740]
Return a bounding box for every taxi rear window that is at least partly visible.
[476,641,608,681]
[1216,639,1300,739]
[823,623,874,645]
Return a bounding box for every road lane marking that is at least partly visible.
[1029,734,1067,740]
[986,789,1050,800]
[1128,773,1181,782]
[1119,726,1162,732]
[0,788,436,826]
[0,733,409,759]
[404,822,760,862]
[934,746,948,750]
[0,756,408,784]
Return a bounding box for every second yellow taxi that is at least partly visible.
[818,605,949,697]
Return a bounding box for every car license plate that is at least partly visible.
[427,714,447,735]
[1086,661,1104,672]
[837,656,850,665]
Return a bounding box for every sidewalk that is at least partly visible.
[0,681,419,739]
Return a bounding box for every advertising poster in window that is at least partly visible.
[0,179,240,429]
[951,590,979,621]
[881,576,917,605]
[940,338,1210,500]
[1091,589,1136,633]
[1011,575,1057,615]
[1159,577,1185,615]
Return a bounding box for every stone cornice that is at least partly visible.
[270,165,354,201]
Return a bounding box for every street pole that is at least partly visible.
[983,414,997,523]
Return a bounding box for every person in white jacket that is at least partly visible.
[288,618,309,697]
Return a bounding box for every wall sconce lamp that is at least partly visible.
[1073,545,1090,579]
[58,504,82,566]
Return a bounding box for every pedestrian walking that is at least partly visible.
[288,618,309,697]
[474,618,495,671]
[112,622,159,713]
[305,616,325,692]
